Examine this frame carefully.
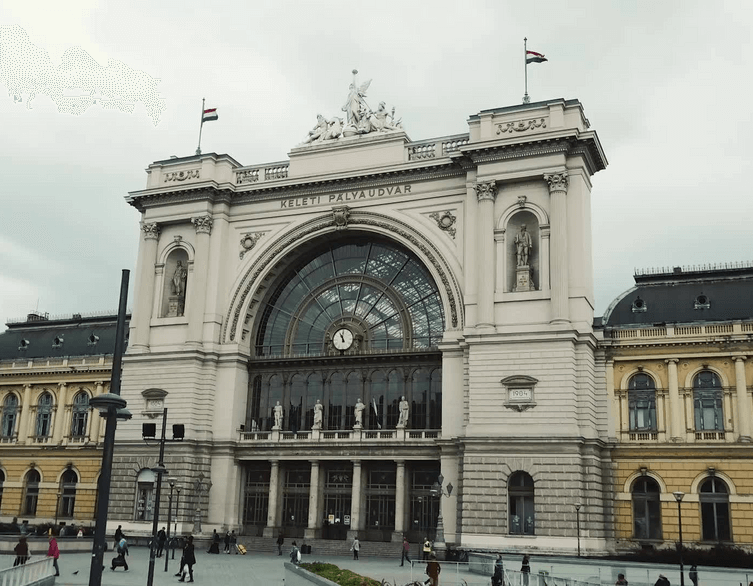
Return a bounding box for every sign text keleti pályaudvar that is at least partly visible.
[280,185,412,208]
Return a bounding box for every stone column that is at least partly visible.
[348,460,362,540]
[89,382,104,443]
[545,173,569,323]
[187,215,213,344]
[734,357,751,442]
[474,180,497,328]
[306,460,320,539]
[666,359,683,442]
[132,222,160,350]
[539,224,551,292]
[392,460,406,541]
[494,230,505,292]
[52,382,68,444]
[17,384,32,444]
[606,360,617,441]
[263,460,281,537]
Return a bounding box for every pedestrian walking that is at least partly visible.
[492,553,504,586]
[47,535,60,577]
[616,573,628,586]
[111,537,129,571]
[289,541,300,564]
[113,525,123,551]
[178,535,196,583]
[223,531,230,553]
[655,574,670,586]
[422,537,432,561]
[207,529,220,554]
[351,537,360,560]
[400,536,411,566]
[689,566,698,586]
[426,553,441,586]
[13,536,29,566]
[521,555,531,586]
[276,533,284,556]
[157,527,167,557]
[230,530,238,554]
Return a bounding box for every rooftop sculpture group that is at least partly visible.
[303,70,402,144]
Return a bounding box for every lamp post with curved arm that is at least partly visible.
[574,503,582,557]
[430,473,454,561]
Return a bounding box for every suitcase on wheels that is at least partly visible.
[236,544,247,555]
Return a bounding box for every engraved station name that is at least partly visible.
[280,185,412,208]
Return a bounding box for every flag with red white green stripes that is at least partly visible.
[526,50,547,64]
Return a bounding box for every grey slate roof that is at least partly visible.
[0,313,129,360]
[602,264,753,327]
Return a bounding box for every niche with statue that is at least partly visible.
[508,211,539,292]
[162,249,189,317]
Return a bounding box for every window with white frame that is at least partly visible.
[70,392,89,438]
[632,476,662,540]
[700,476,731,541]
[693,371,724,431]
[628,373,657,431]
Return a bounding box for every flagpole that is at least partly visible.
[523,38,530,104]
[196,97,205,156]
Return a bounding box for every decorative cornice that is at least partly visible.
[192,215,214,235]
[141,222,160,241]
[544,172,569,193]
[474,180,497,203]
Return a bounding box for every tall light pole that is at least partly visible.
[673,492,685,586]
[55,491,62,527]
[164,478,175,572]
[430,473,454,560]
[172,487,181,560]
[574,503,582,557]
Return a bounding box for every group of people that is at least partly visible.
[12,534,60,576]
[205,528,240,554]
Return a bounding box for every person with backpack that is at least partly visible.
[111,536,129,571]
[178,536,196,582]
[289,541,301,565]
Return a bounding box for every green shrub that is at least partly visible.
[299,562,383,586]
[609,544,753,569]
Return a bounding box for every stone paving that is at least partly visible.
[3,546,752,586]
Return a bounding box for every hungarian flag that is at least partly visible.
[526,50,548,64]
[202,107,218,122]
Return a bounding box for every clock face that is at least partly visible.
[332,327,354,350]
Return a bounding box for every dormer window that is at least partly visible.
[18,339,30,351]
[632,297,647,313]
[87,334,100,346]
[694,294,710,310]
[52,335,64,349]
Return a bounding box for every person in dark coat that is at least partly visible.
[223,531,230,553]
[178,536,196,582]
[276,533,284,556]
[156,527,167,557]
[113,525,123,551]
[111,537,129,571]
[13,537,29,566]
[492,553,505,586]
[426,553,441,586]
[655,574,670,586]
[207,529,220,554]
[521,555,531,586]
[689,566,698,586]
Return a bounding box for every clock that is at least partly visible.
[332,327,354,351]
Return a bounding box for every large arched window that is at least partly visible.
[35,392,53,438]
[694,371,724,431]
[700,477,731,541]
[1,394,18,440]
[23,469,40,515]
[135,469,156,521]
[70,392,89,439]
[59,469,78,518]
[289,374,306,433]
[632,477,662,539]
[255,240,444,357]
[508,471,535,535]
[628,373,656,431]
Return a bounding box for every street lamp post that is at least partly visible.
[55,491,62,528]
[430,473,454,560]
[165,478,175,572]
[673,491,685,586]
[574,503,582,557]
[172,487,181,560]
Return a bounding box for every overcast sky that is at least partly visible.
[1,1,751,331]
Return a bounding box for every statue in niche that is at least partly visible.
[171,261,188,297]
[273,401,283,429]
[313,399,323,429]
[354,398,365,428]
[514,224,533,267]
[397,396,409,428]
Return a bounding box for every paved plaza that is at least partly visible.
[3,547,752,586]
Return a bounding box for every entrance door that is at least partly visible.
[323,494,351,540]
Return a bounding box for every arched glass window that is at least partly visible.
[429,368,442,429]
[632,477,662,539]
[370,370,386,429]
[328,372,344,430]
[628,373,656,431]
[386,370,402,429]
[411,368,429,429]
[70,392,89,439]
[306,374,323,429]
[345,372,361,429]
[2,394,18,439]
[135,469,156,521]
[508,471,535,535]
[35,392,53,438]
[23,469,40,515]
[289,374,306,433]
[255,240,444,357]
[694,371,724,431]
[700,477,731,541]
[267,375,283,432]
[60,469,78,518]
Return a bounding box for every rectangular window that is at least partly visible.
[694,391,723,431]
[629,391,656,431]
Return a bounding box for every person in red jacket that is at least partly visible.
[47,535,60,577]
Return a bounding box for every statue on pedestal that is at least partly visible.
[273,401,283,429]
[313,399,323,429]
[169,260,188,317]
[354,398,365,428]
[397,396,409,428]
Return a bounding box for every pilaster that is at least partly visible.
[347,460,363,540]
[545,173,569,323]
[132,222,160,350]
[263,460,281,537]
[52,382,68,444]
[305,460,321,539]
[666,359,683,442]
[187,215,213,344]
[18,384,32,444]
[474,180,497,329]
[733,357,751,442]
[392,460,406,541]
